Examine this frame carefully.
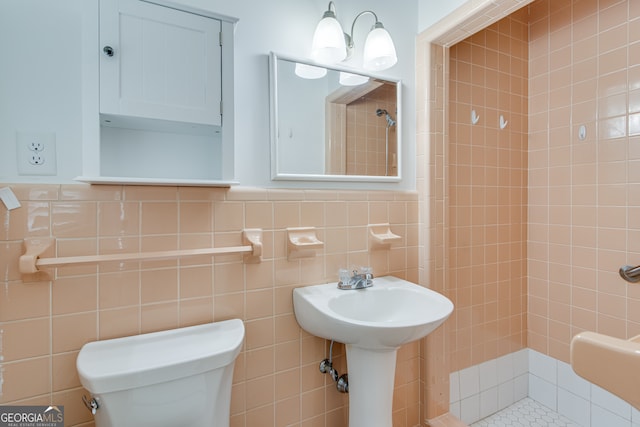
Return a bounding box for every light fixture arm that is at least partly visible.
[346,10,380,53]
[323,1,338,19]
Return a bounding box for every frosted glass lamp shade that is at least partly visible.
[362,25,397,71]
[339,72,369,86]
[295,63,327,79]
[311,13,347,64]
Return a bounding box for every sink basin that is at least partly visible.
[293,276,453,427]
[293,275,453,350]
[571,331,640,410]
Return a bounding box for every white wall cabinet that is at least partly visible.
[99,0,222,126]
[79,0,237,186]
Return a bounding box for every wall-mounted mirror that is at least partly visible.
[269,52,401,182]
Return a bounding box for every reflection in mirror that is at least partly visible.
[270,53,401,182]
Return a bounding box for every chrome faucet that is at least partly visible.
[337,268,373,290]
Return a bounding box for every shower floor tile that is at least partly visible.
[470,398,581,427]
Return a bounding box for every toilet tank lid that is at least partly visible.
[76,319,244,394]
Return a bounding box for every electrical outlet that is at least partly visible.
[16,132,57,175]
[29,153,45,166]
[28,141,44,152]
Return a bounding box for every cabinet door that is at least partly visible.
[99,0,222,126]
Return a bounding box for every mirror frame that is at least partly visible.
[269,52,402,183]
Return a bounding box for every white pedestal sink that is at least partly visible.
[292,276,453,427]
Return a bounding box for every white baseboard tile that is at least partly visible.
[450,348,528,424]
[449,348,640,426]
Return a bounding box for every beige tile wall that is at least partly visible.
[528,0,640,361]
[417,0,640,422]
[447,9,529,373]
[346,84,398,176]
[416,41,452,420]
[0,184,419,427]
[417,10,531,422]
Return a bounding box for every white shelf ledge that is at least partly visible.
[75,176,239,187]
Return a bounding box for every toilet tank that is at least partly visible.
[77,319,244,427]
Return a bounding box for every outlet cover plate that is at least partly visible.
[16,131,57,175]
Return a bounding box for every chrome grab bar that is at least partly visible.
[619,265,640,283]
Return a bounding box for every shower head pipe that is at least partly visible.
[376,108,396,127]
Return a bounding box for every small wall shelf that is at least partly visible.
[369,223,402,250]
[287,227,324,260]
[74,176,238,187]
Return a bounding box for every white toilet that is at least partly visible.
[76,319,244,427]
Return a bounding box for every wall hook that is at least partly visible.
[499,115,508,129]
[471,109,480,125]
[578,124,587,141]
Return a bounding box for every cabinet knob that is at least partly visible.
[103,46,115,57]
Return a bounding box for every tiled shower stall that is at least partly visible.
[419,0,640,425]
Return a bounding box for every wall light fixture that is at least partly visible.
[310,1,397,71]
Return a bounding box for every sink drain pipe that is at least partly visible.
[319,340,349,393]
